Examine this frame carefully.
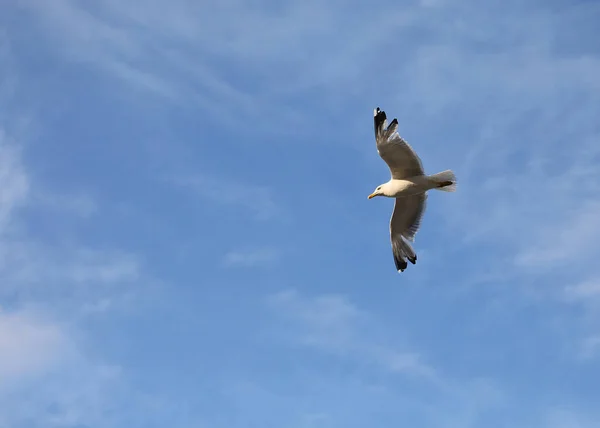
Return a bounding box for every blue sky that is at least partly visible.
[1,0,600,426]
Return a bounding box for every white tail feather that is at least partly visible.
[428,169,457,192]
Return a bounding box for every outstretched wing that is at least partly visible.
[389,193,427,272]
[373,107,424,179]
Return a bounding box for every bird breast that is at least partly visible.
[389,177,429,197]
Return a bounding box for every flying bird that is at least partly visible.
[368,107,456,273]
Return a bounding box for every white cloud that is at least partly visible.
[3,244,139,282]
[0,123,146,314]
[0,346,126,428]
[223,247,280,268]
[32,191,97,218]
[516,201,600,269]
[267,289,435,378]
[0,239,143,315]
[544,408,600,428]
[267,290,363,341]
[0,72,158,427]
[0,134,29,233]
[561,277,600,361]
[15,0,422,135]
[374,348,436,379]
[0,309,70,382]
[451,93,600,256]
[173,174,281,221]
[564,280,600,302]
[0,308,134,428]
[579,335,600,361]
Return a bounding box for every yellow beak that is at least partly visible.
[368,192,377,199]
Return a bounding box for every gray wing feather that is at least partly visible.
[392,193,428,242]
[389,193,427,271]
[374,108,424,179]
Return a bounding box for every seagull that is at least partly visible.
[368,107,456,273]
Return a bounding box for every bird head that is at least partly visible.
[368,185,384,199]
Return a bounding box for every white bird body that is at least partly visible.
[368,107,456,273]
[376,175,447,198]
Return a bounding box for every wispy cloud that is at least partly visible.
[173,174,281,221]
[222,247,280,268]
[1,226,144,314]
[266,289,436,379]
[0,330,128,428]
[0,134,29,232]
[14,0,424,135]
[561,277,600,361]
[31,190,97,218]
[0,76,160,427]
[516,201,600,269]
[544,408,600,428]
[564,279,600,302]
[0,309,70,382]
[579,335,600,361]
[262,289,510,427]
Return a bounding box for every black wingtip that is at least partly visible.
[374,107,387,131]
[408,255,417,265]
[374,107,385,118]
[394,255,408,273]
